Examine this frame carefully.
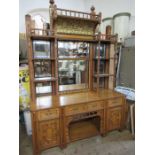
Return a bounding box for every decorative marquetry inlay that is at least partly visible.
[38,120,59,150]
[108,107,122,130]
[56,18,96,35]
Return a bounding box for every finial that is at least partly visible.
[50,0,54,5]
[25,14,31,20]
[91,6,95,12]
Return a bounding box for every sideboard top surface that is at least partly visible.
[30,89,124,111]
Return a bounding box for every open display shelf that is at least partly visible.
[92,41,116,90]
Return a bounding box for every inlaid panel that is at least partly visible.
[107,107,122,131]
[38,119,60,150]
[56,18,96,35]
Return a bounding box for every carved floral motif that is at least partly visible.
[57,18,96,35]
[38,120,59,149]
[108,108,122,130]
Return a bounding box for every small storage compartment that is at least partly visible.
[87,101,104,111]
[64,104,87,116]
[107,97,123,107]
[38,119,60,150]
[107,107,122,131]
[37,108,59,121]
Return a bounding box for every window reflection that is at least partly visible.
[58,41,89,91]
[34,60,51,78]
[33,41,51,59]
[36,82,52,95]
[58,41,89,58]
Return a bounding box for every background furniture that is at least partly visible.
[115,35,135,136]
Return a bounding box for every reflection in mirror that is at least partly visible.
[58,60,89,91]
[33,40,51,59]
[58,41,89,58]
[36,82,52,95]
[58,41,90,91]
[95,44,109,58]
[34,60,51,78]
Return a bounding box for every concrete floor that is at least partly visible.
[19,123,135,155]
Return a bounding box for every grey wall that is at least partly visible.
[118,47,135,89]
[84,0,135,17]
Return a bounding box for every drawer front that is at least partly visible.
[64,104,87,116]
[108,98,123,107]
[38,108,59,121]
[87,101,104,111]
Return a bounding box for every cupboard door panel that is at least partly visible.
[38,119,60,150]
[107,107,122,131]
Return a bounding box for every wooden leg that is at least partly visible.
[118,129,123,132]
[60,143,67,149]
[101,133,107,137]
[33,149,40,155]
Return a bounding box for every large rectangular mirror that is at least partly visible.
[58,41,89,91]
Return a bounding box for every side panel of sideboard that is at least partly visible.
[31,108,61,155]
[37,119,60,150]
[106,97,126,132]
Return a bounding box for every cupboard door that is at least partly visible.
[38,119,60,150]
[107,107,122,131]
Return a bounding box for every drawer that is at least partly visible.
[64,104,87,116]
[37,108,59,121]
[108,98,123,107]
[87,101,104,111]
